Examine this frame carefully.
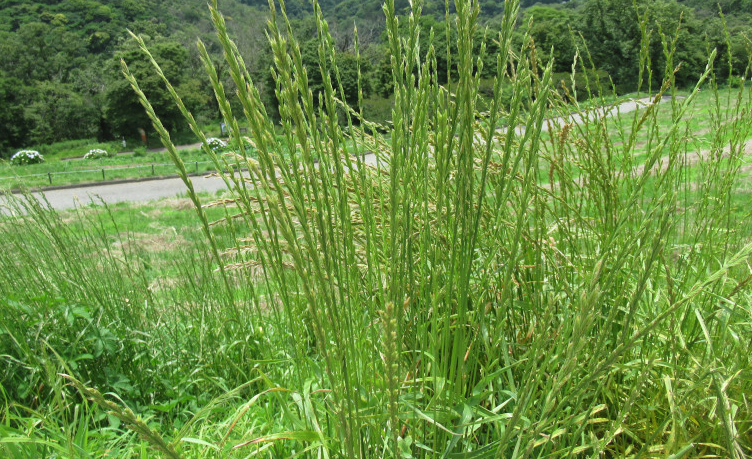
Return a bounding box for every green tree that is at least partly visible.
[104,39,192,141]
[24,81,99,145]
[579,0,642,90]
[262,17,372,120]
[644,0,706,87]
[0,72,28,156]
[519,6,577,74]
[335,51,372,106]
[579,0,708,91]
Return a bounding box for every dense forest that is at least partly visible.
[0,0,750,156]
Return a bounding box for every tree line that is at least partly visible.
[0,0,749,156]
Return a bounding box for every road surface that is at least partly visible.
[1,175,230,212]
[1,153,382,212]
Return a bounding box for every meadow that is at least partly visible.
[0,148,214,190]
[2,0,752,458]
[0,134,351,190]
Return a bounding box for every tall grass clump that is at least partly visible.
[0,197,267,456]
[2,0,752,457]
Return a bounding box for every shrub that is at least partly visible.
[10,150,44,165]
[362,95,394,130]
[83,148,113,160]
[205,137,226,151]
[552,68,611,101]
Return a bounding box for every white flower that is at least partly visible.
[84,148,111,160]
[206,138,227,151]
[10,150,44,165]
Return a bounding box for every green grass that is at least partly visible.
[0,135,354,189]
[2,0,752,458]
[0,150,214,190]
[557,86,752,164]
[10,138,128,161]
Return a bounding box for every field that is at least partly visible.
[0,147,215,189]
[2,1,752,458]
[0,135,357,190]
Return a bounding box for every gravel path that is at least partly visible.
[1,96,672,213]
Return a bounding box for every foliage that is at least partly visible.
[46,0,747,457]
[0,0,268,154]
[1,2,752,457]
[104,39,194,140]
[0,197,264,427]
[0,71,26,154]
[9,150,44,165]
[205,137,227,151]
[518,6,578,73]
[83,148,112,160]
[361,95,394,128]
[0,0,750,155]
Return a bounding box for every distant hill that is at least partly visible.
[0,0,749,155]
[0,0,269,152]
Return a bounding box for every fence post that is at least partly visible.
[48,172,52,185]
[102,169,105,181]
[195,161,198,174]
[152,164,155,176]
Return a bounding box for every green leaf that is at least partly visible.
[232,431,320,450]
[180,437,219,450]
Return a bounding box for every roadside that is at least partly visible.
[0,153,381,212]
[1,174,231,213]
[1,94,732,213]
[60,142,205,161]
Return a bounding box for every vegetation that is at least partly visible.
[1,0,750,157]
[0,147,209,189]
[0,0,267,154]
[9,150,44,166]
[2,1,752,459]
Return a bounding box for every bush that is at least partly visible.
[362,96,394,130]
[83,148,113,160]
[552,68,611,101]
[205,137,227,151]
[10,150,44,165]
[727,75,746,88]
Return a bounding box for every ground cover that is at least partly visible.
[0,148,213,189]
[0,134,357,190]
[2,0,752,458]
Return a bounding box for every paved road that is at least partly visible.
[513,96,672,134]
[1,96,670,213]
[1,153,382,212]
[1,175,231,213]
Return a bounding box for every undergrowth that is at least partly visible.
[2,0,752,457]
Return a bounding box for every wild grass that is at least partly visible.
[2,0,752,457]
[7,138,128,161]
[0,137,359,189]
[0,147,210,190]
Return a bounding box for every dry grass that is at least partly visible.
[112,231,187,254]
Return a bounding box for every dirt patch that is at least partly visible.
[112,231,187,254]
[148,276,180,292]
[58,206,99,225]
[157,197,195,210]
[632,140,752,176]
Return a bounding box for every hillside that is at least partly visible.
[0,0,750,155]
[0,0,268,153]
